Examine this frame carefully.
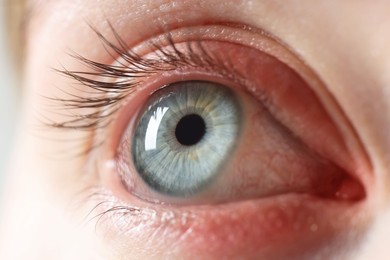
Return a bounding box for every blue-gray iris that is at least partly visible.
[132,81,242,197]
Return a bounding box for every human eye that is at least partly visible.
[50,23,369,259]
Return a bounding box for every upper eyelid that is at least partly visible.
[49,21,356,163]
[48,24,271,157]
[44,24,260,161]
[50,23,271,131]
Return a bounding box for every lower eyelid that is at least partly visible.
[90,191,368,259]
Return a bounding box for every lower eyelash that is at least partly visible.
[79,186,155,234]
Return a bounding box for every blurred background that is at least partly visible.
[0,1,18,185]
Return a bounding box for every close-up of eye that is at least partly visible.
[58,24,370,258]
[2,1,390,260]
[104,34,365,207]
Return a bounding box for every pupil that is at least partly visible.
[175,114,206,146]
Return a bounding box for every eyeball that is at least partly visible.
[132,80,241,196]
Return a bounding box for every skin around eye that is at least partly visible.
[93,32,367,258]
[4,0,390,258]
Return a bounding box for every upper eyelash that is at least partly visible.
[48,23,234,131]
